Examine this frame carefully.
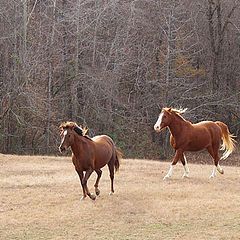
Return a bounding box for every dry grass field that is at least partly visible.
[0,153,240,240]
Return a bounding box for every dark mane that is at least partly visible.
[73,125,92,141]
[73,126,83,136]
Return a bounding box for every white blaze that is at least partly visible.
[154,112,164,131]
[61,130,68,145]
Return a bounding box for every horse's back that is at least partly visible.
[92,135,114,145]
[193,120,216,127]
[193,121,221,135]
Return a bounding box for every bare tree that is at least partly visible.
[0,0,239,157]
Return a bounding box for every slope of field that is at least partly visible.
[0,154,239,240]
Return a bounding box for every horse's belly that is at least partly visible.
[94,151,112,170]
[94,159,109,170]
[185,144,207,152]
[186,137,210,151]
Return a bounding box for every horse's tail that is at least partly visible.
[114,147,122,172]
[215,121,236,160]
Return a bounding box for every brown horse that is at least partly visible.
[154,107,236,180]
[59,122,122,200]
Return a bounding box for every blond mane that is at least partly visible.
[163,107,188,115]
[59,121,76,130]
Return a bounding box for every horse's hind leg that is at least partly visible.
[108,159,115,195]
[181,154,190,178]
[207,146,224,178]
[94,169,102,196]
[214,150,224,175]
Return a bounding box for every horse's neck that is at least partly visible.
[70,135,84,156]
[168,115,188,137]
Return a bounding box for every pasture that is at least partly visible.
[0,154,239,240]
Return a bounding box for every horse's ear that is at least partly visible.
[167,107,172,113]
[59,123,65,131]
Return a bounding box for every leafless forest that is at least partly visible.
[0,0,240,157]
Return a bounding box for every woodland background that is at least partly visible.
[0,0,240,158]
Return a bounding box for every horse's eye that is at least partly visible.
[68,135,71,138]
[163,115,167,119]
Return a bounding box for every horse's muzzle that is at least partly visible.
[59,146,66,153]
[154,125,165,133]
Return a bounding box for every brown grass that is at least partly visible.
[0,154,240,240]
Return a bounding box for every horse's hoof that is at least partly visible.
[90,194,96,200]
[220,169,224,174]
[80,196,86,201]
[163,176,169,181]
[109,191,114,195]
[182,174,189,179]
[96,189,100,196]
[209,175,215,179]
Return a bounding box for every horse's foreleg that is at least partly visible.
[94,169,102,196]
[83,168,96,200]
[163,149,182,180]
[181,154,190,178]
[76,169,87,200]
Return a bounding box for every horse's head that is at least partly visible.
[154,107,188,132]
[154,107,173,132]
[59,122,76,153]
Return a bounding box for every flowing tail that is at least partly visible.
[114,147,122,172]
[215,121,236,160]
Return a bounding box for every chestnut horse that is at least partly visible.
[154,107,236,180]
[59,122,122,200]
